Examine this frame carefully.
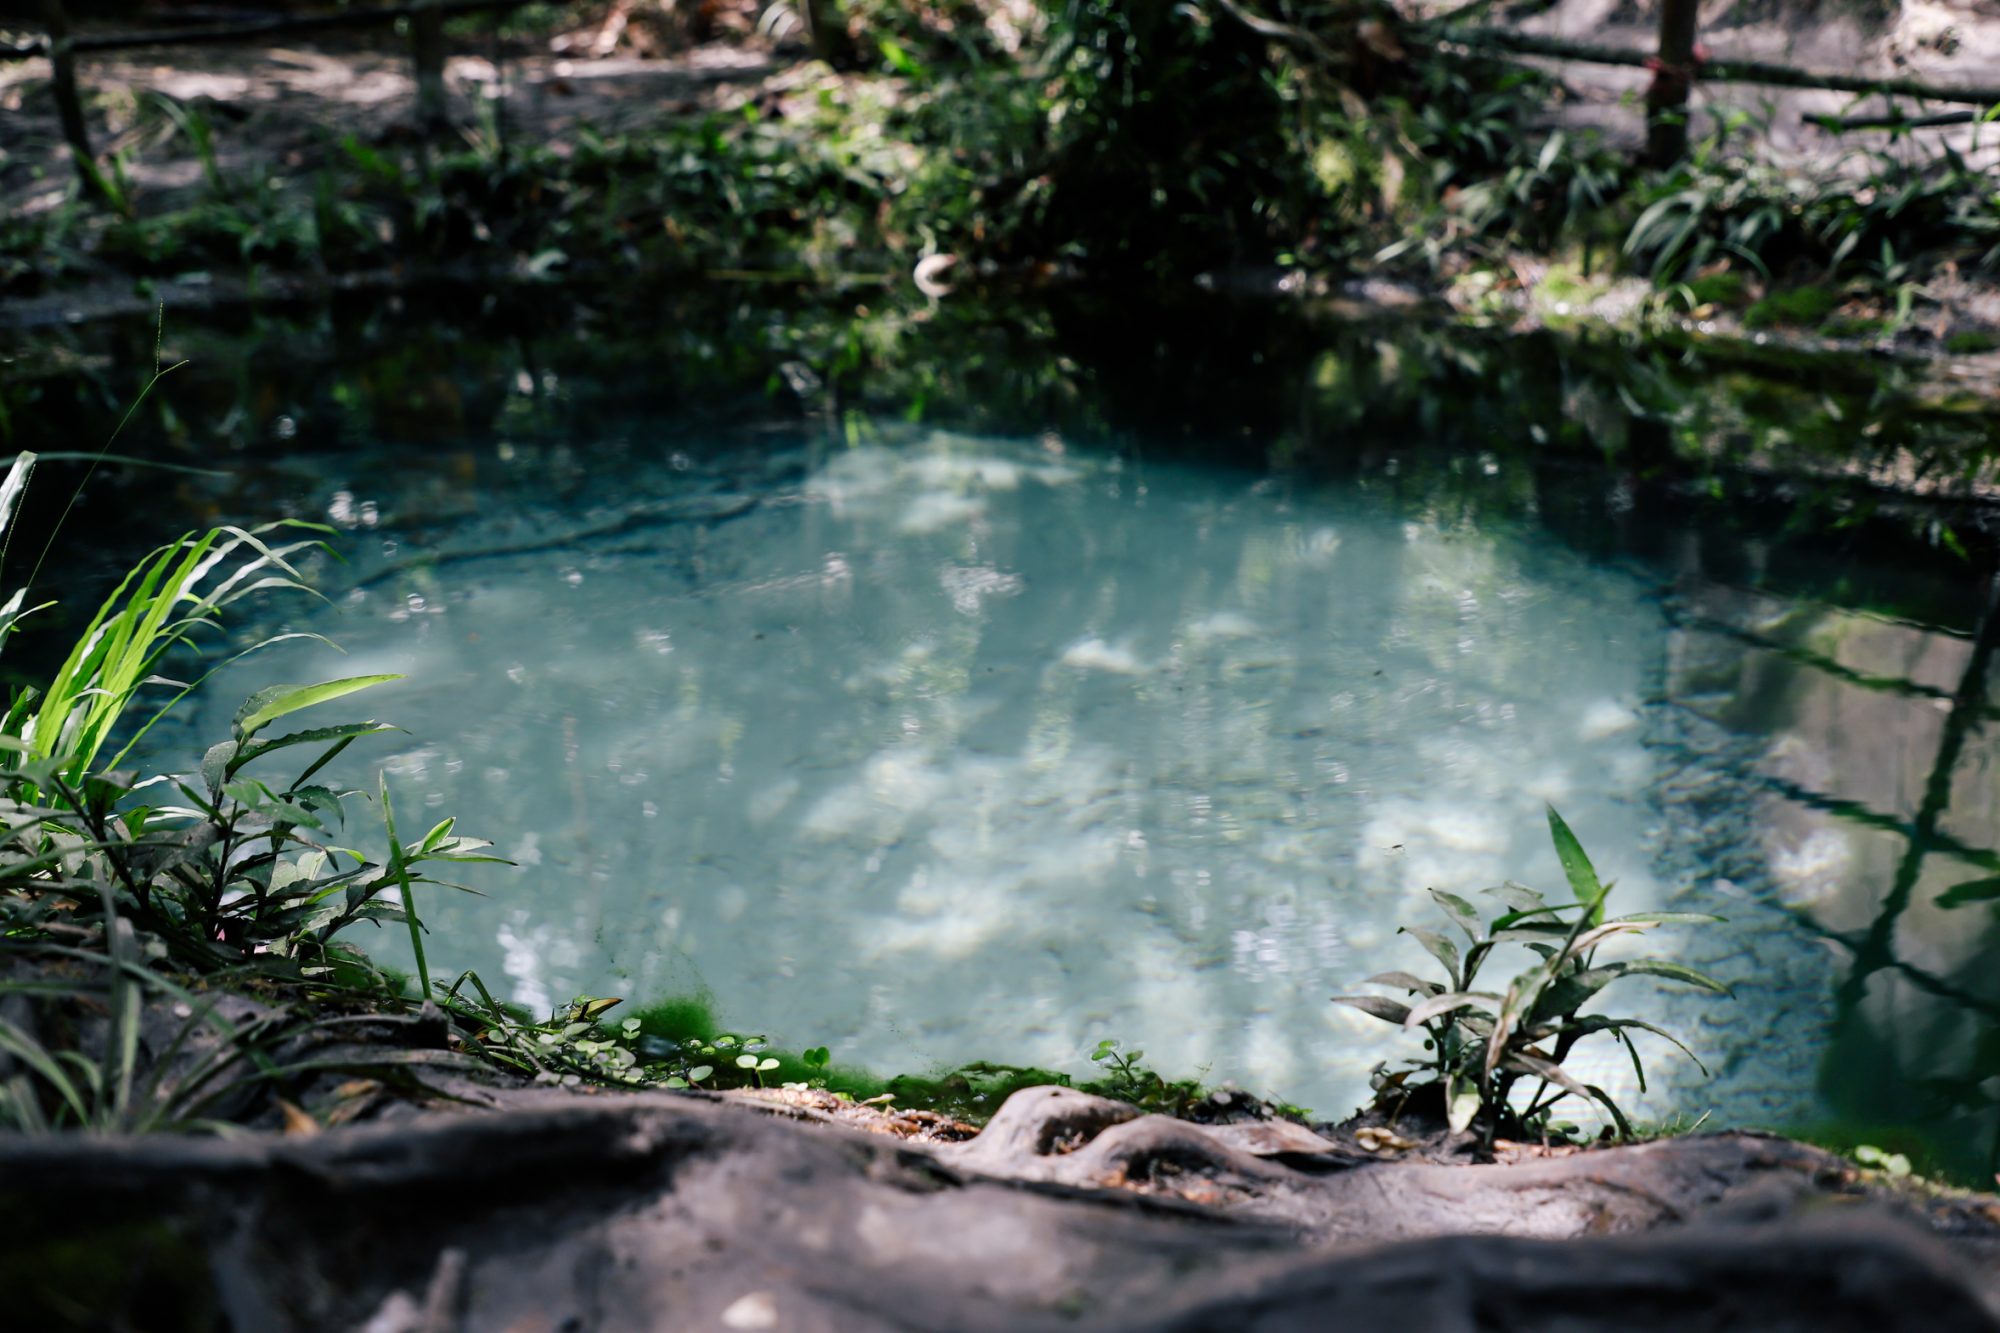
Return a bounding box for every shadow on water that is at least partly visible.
[8,279,2000,1181]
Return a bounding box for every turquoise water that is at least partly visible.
[37,294,1993,1173]
[155,420,1892,1134]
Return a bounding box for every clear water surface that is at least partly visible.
[154,417,1972,1140]
[56,295,1993,1176]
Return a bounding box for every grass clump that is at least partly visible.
[0,430,510,1131]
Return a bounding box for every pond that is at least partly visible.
[13,285,2000,1177]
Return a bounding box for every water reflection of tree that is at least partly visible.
[1814,572,2000,1178]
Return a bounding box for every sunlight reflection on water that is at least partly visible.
[177,428,1840,1123]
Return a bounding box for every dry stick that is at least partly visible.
[0,0,553,61]
[1808,109,1978,132]
[1432,25,2000,106]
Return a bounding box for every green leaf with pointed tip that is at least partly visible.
[418,818,456,855]
[1364,971,1443,995]
[233,721,401,771]
[1429,888,1484,942]
[1331,994,1413,1025]
[1569,921,1658,955]
[1606,911,1724,925]
[1400,927,1461,988]
[234,675,402,740]
[1566,1015,1709,1076]
[1404,991,1502,1029]
[1938,877,2000,909]
[1547,806,1607,921]
[201,740,237,792]
[1482,882,1548,913]
[1503,1048,1591,1101]
[1609,959,1733,996]
[1489,923,1571,945]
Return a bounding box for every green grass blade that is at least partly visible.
[380,774,431,999]
[235,676,403,741]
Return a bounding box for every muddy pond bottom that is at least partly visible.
[168,426,1939,1130]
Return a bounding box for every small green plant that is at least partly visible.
[436,976,836,1094]
[1084,1037,1214,1118]
[1853,1142,1915,1180]
[1334,807,1731,1143]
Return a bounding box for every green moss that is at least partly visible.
[1943,329,1999,355]
[626,994,723,1042]
[1822,313,1888,340]
[1684,269,1752,308]
[1742,286,1842,330]
[1537,262,1596,306]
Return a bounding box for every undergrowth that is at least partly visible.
[9,1,2000,323]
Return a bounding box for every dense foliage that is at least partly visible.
[7,0,2000,326]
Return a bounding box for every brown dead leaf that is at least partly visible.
[277,1098,321,1137]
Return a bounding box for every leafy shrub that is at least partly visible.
[1335,807,1730,1141]
[0,449,502,1130]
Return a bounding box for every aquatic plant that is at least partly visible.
[1334,807,1731,1142]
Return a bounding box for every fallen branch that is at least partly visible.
[1806,109,1979,132]
[0,0,555,62]
[1430,25,2000,107]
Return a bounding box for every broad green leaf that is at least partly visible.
[411,836,509,865]
[1528,965,1623,1023]
[1429,888,1484,942]
[1938,877,2000,909]
[1546,806,1607,919]
[1331,994,1412,1025]
[1606,911,1724,926]
[234,675,402,740]
[1363,970,1442,995]
[419,818,456,855]
[1603,959,1733,996]
[233,721,401,771]
[201,740,237,792]
[1400,927,1461,988]
[1482,882,1547,913]
[1489,922,1571,944]
[1404,991,1502,1029]
[1568,921,1657,955]
[1502,1048,1591,1101]
[1487,959,1555,1082]
[0,451,36,550]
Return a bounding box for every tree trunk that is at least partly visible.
[37,0,105,203]
[1645,0,1701,166]
[798,0,854,68]
[410,0,449,132]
